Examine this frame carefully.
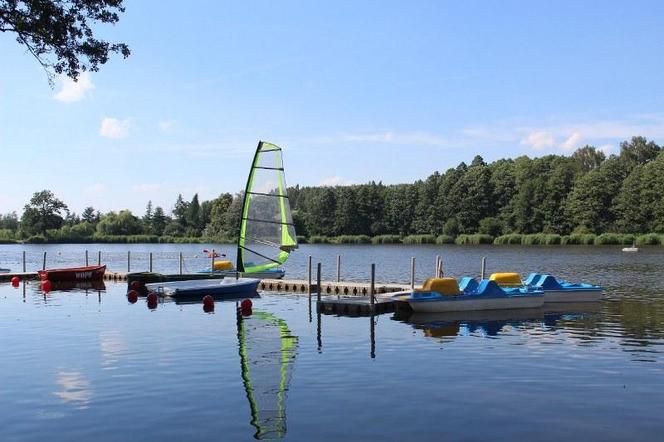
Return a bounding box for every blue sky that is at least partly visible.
[2,0,664,215]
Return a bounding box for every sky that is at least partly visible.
[1,0,664,216]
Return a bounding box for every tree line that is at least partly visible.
[0,136,662,244]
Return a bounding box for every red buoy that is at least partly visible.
[11,276,20,287]
[41,280,52,293]
[129,280,141,291]
[127,290,139,304]
[241,307,252,317]
[202,295,214,311]
[240,299,253,310]
[147,292,158,310]
[203,303,214,313]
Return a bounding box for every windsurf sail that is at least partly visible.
[237,141,298,273]
[237,310,298,439]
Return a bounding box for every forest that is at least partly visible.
[1,136,663,246]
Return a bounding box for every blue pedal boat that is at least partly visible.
[404,277,544,313]
[523,273,603,303]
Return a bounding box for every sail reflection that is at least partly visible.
[236,309,298,440]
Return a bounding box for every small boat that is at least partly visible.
[145,277,260,299]
[403,277,544,313]
[198,266,286,280]
[38,265,106,282]
[522,273,603,303]
[198,141,297,279]
[491,273,603,303]
[622,242,639,252]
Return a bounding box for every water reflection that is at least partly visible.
[236,308,298,440]
[53,370,93,408]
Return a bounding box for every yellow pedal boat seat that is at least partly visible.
[417,277,461,296]
[489,272,523,287]
[213,260,234,271]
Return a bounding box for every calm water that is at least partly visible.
[1,244,663,441]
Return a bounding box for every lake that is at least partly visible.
[0,244,663,441]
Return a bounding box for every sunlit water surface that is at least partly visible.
[1,244,663,441]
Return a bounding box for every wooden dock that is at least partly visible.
[1,270,414,315]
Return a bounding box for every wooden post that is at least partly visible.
[370,263,375,309]
[316,262,322,303]
[22,251,26,272]
[179,252,183,275]
[307,255,312,296]
[97,251,101,266]
[149,252,153,272]
[410,257,415,289]
[336,255,341,283]
[480,256,486,280]
[85,250,89,266]
[127,251,131,272]
[435,255,440,277]
[42,252,46,270]
[211,249,215,271]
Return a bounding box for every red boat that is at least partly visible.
[38,265,106,282]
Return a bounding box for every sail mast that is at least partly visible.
[237,141,264,272]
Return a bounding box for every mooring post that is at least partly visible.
[370,263,376,309]
[85,250,88,266]
[42,252,46,270]
[316,262,322,303]
[97,251,101,266]
[336,255,341,282]
[435,255,440,277]
[22,251,26,272]
[211,249,215,271]
[439,258,444,278]
[307,255,312,296]
[179,252,183,275]
[127,251,131,272]
[480,256,486,280]
[149,252,153,272]
[410,257,415,289]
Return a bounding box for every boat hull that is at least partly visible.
[409,295,544,313]
[38,265,106,282]
[544,289,603,303]
[146,277,260,299]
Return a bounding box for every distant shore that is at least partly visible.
[1,232,662,246]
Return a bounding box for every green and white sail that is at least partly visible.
[237,141,297,273]
[237,310,298,439]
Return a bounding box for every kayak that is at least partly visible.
[403,277,544,313]
[38,265,106,281]
[145,277,260,299]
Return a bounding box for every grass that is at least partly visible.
[455,234,494,245]
[402,234,436,244]
[371,235,402,244]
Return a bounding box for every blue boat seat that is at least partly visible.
[535,275,563,290]
[524,273,542,286]
[459,277,479,293]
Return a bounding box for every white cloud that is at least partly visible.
[598,144,615,155]
[342,131,447,146]
[53,72,94,102]
[520,131,555,150]
[100,118,131,139]
[85,183,105,195]
[158,120,175,132]
[318,176,355,187]
[132,183,161,193]
[561,132,583,151]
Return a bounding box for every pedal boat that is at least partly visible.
[490,273,603,303]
